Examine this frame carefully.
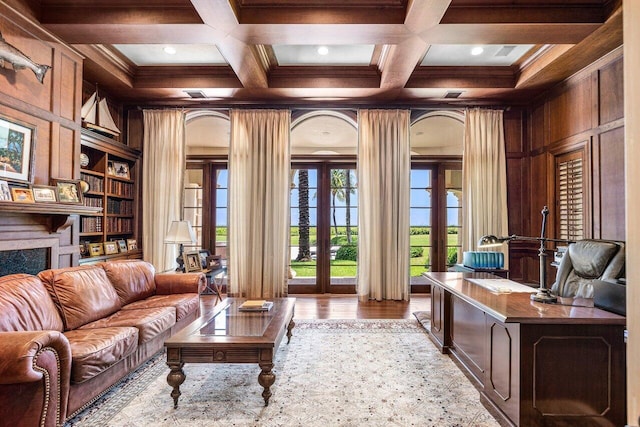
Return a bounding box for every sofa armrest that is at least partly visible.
[0,330,71,426]
[155,272,206,295]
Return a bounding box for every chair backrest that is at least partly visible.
[550,239,625,298]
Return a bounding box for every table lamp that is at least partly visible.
[164,220,196,272]
[478,206,574,303]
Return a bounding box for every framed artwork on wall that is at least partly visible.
[11,187,35,203]
[0,180,11,201]
[0,117,35,184]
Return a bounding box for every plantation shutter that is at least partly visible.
[556,151,584,240]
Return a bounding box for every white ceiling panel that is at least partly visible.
[273,45,375,66]
[421,44,535,66]
[113,44,227,66]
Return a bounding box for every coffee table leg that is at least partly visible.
[167,361,186,409]
[258,362,275,406]
[286,318,295,344]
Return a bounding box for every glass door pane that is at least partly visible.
[215,169,228,259]
[445,169,462,268]
[410,169,433,277]
[289,168,318,292]
[183,169,203,253]
[328,167,357,290]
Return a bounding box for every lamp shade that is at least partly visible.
[165,220,196,245]
[478,234,511,248]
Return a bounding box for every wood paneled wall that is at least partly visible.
[0,3,84,268]
[507,47,625,283]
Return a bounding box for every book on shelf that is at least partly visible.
[238,300,274,311]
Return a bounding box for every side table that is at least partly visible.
[201,267,226,303]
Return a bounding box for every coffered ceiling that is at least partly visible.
[33,0,622,107]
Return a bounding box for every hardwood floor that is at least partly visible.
[202,294,431,320]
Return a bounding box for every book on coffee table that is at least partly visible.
[239,300,274,311]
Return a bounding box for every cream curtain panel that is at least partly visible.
[141,109,186,271]
[462,108,509,263]
[228,109,291,299]
[357,109,411,301]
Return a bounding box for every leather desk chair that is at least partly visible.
[550,239,625,298]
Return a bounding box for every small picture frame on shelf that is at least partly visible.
[116,239,128,253]
[11,187,35,203]
[0,180,12,201]
[198,249,210,269]
[52,179,82,204]
[79,240,91,257]
[103,241,119,255]
[32,185,57,202]
[112,161,130,179]
[126,239,137,251]
[206,255,222,270]
[183,251,202,273]
[89,243,104,256]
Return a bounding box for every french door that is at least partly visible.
[289,162,357,293]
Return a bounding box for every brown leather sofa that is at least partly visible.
[0,260,205,427]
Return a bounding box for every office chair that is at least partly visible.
[550,239,625,298]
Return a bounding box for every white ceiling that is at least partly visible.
[113,44,227,66]
[272,45,375,65]
[421,44,535,66]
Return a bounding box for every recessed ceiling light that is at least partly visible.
[163,46,176,55]
[471,46,484,56]
[317,46,329,56]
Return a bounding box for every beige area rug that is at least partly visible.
[66,319,500,427]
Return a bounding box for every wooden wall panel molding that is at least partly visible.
[0,2,85,270]
[598,56,624,126]
[548,76,593,143]
[595,127,625,240]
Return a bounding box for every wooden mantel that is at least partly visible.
[0,201,102,233]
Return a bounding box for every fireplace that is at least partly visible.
[0,238,59,276]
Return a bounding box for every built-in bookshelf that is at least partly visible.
[79,129,142,263]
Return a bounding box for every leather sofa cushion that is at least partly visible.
[64,327,138,384]
[79,307,176,344]
[102,260,157,306]
[0,274,63,332]
[122,294,199,322]
[38,266,122,331]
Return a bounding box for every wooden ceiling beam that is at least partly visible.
[268,66,380,88]
[41,24,221,44]
[407,66,516,88]
[39,6,202,25]
[134,66,242,88]
[441,6,605,24]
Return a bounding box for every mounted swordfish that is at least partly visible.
[0,31,50,84]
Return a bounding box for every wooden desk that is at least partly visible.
[423,272,626,427]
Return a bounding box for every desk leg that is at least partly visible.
[258,362,275,406]
[167,361,185,409]
[286,318,295,344]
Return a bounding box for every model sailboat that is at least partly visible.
[81,88,121,138]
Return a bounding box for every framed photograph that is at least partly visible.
[11,187,35,203]
[52,179,82,204]
[103,241,119,255]
[116,239,128,253]
[126,239,137,251]
[79,240,91,257]
[183,251,202,273]
[0,117,35,184]
[198,249,210,269]
[32,185,57,202]
[112,161,130,179]
[89,243,104,256]
[206,255,222,270]
[0,180,11,201]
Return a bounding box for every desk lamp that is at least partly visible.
[478,206,573,303]
[164,220,196,272]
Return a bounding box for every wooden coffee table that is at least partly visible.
[164,297,296,408]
